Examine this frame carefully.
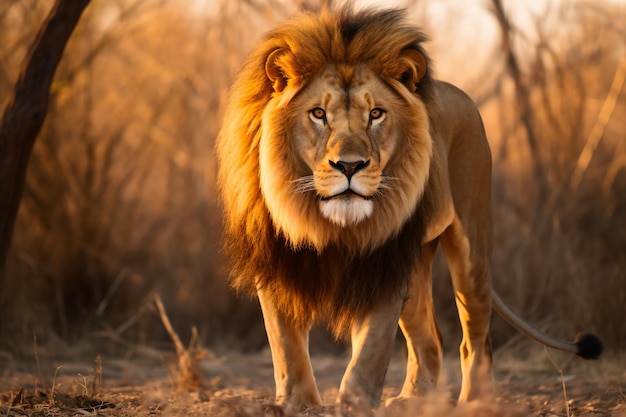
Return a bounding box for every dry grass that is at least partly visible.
[1,350,624,417]
[0,354,113,416]
[1,390,115,417]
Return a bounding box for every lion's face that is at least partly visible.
[292,65,402,226]
[259,63,432,251]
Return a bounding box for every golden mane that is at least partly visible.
[216,8,436,334]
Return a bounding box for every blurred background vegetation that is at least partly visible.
[0,0,624,359]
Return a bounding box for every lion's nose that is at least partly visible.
[329,159,370,180]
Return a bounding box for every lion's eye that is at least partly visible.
[369,108,386,126]
[310,107,326,122]
[370,108,384,120]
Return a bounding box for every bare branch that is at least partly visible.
[570,57,626,191]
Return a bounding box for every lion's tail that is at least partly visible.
[491,291,603,359]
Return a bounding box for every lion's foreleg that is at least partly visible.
[257,288,322,406]
[397,240,443,399]
[441,219,494,403]
[338,296,404,408]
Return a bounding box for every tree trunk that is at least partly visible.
[0,0,90,281]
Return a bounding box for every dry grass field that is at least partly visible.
[1,348,625,417]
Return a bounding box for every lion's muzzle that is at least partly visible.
[329,159,370,180]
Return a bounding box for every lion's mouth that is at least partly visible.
[317,189,374,201]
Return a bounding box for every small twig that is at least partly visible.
[33,332,43,394]
[96,271,127,316]
[544,346,571,417]
[5,393,12,416]
[75,373,89,396]
[68,408,93,416]
[154,293,206,390]
[115,296,151,335]
[50,366,63,406]
[154,293,185,356]
[91,354,102,398]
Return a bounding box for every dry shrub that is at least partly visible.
[0,0,267,352]
[483,2,626,353]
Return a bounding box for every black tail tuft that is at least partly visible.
[574,333,604,359]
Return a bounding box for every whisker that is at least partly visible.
[290,176,316,193]
[378,176,399,190]
[371,189,385,199]
[368,176,399,199]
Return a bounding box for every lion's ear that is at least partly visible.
[397,49,427,93]
[265,49,289,93]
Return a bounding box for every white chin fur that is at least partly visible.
[319,198,374,227]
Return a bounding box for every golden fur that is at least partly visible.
[216,6,603,409]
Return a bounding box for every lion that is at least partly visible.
[216,7,603,409]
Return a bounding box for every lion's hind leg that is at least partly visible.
[441,217,494,403]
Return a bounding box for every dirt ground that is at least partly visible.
[0,347,624,417]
